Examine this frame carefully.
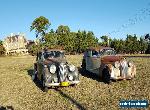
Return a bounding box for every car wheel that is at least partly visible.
[71,84,77,87]
[81,59,86,70]
[41,76,48,92]
[102,68,111,84]
[81,59,87,74]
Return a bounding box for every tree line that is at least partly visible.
[29,16,150,55]
[0,16,150,56]
[100,34,149,54]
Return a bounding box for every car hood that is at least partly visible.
[44,58,67,65]
[101,55,124,64]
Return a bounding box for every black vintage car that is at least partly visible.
[32,49,80,91]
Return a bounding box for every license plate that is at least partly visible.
[60,82,70,86]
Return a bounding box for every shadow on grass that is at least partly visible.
[78,67,126,84]
[0,106,14,110]
[55,88,86,110]
[78,67,104,83]
[27,69,86,110]
[27,69,44,91]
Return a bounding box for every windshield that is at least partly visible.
[44,51,64,59]
[99,49,116,56]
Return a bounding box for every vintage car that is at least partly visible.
[32,49,80,91]
[81,47,136,83]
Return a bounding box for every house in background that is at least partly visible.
[3,33,28,55]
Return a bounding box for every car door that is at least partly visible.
[85,50,92,71]
[86,50,101,75]
[90,50,101,75]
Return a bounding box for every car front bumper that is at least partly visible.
[45,80,80,87]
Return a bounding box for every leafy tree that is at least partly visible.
[44,32,58,49]
[139,37,148,53]
[145,44,150,54]
[75,30,98,53]
[28,43,40,56]
[0,40,5,55]
[100,36,111,46]
[125,34,139,54]
[56,25,70,35]
[0,40,2,45]
[30,16,50,41]
[56,25,70,47]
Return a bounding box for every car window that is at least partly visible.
[92,50,98,57]
[100,49,116,56]
[44,51,64,59]
[87,50,92,57]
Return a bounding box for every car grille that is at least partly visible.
[59,63,69,82]
[120,61,128,77]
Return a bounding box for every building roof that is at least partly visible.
[5,34,27,43]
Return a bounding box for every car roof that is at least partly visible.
[39,49,65,53]
[87,46,114,51]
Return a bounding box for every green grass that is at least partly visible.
[0,55,150,110]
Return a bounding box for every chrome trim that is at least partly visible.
[45,80,80,87]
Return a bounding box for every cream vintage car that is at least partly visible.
[32,49,80,91]
[81,47,136,83]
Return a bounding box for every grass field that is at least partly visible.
[0,55,150,110]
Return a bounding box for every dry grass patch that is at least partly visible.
[0,55,149,110]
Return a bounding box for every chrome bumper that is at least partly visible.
[45,80,80,87]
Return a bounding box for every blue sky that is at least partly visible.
[0,0,150,41]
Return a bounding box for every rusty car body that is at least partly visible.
[81,47,136,83]
[33,49,80,91]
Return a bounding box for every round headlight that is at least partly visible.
[49,65,56,73]
[68,74,73,81]
[69,64,76,72]
[128,61,133,67]
[114,61,120,68]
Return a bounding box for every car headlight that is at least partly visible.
[49,65,56,73]
[69,64,76,72]
[68,74,73,81]
[128,61,133,67]
[114,61,120,68]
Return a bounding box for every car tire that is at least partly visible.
[41,76,48,92]
[81,59,88,74]
[102,68,111,84]
[32,70,37,81]
[81,59,86,70]
[71,84,77,87]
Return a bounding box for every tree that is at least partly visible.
[139,37,148,53]
[0,40,5,55]
[56,25,70,46]
[56,25,70,35]
[28,43,39,56]
[44,32,58,49]
[30,16,50,41]
[125,34,139,54]
[100,36,111,46]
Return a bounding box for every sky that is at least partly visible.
[0,0,150,41]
